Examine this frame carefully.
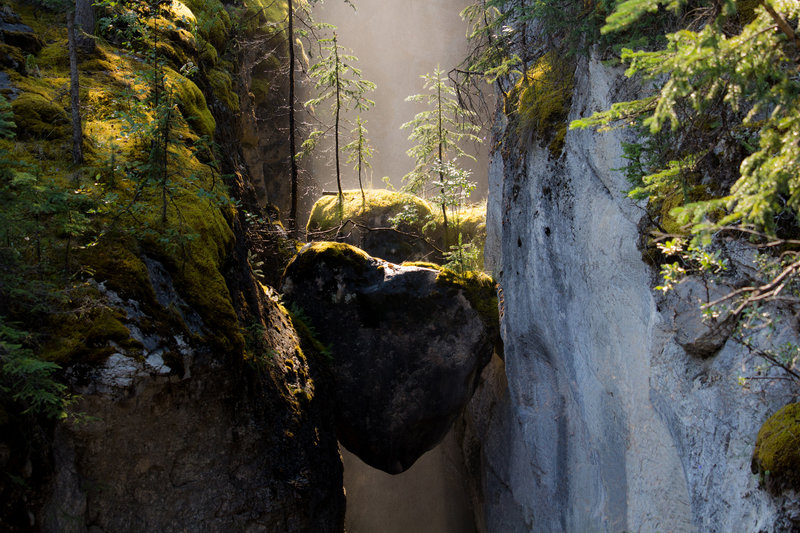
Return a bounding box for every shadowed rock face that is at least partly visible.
[281,242,498,474]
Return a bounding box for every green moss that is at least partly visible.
[164,0,198,29]
[239,0,288,40]
[307,189,434,234]
[85,239,156,305]
[154,189,241,354]
[37,40,68,70]
[0,43,25,73]
[452,201,487,267]
[286,241,373,279]
[753,402,800,493]
[250,75,271,107]
[43,307,140,365]
[513,52,575,156]
[436,268,500,343]
[1,0,254,367]
[199,41,218,66]
[658,189,688,235]
[166,68,216,137]
[183,0,232,50]
[207,67,239,112]
[652,184,712,236]
[11,92,69,140]
[401,261,442,270]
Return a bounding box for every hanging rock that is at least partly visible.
[281,242,499,474]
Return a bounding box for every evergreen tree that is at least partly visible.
[304,29,375,199]
[572,0,800,236]
[402,67,481,243]
[571,0,800,380]
[342,116,373,208]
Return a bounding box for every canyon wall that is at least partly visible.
[468,54,799,532]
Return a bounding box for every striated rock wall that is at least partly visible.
[470,54,799,531]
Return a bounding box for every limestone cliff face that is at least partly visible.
[472,55,799,531]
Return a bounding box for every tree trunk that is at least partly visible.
[334,34,343,200]
[74,0,95,53]
[358,137,365,209]
[437,80,448,247]
[288,0,299,232]
[67,9,83,166]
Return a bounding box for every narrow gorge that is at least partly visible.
[1,0,800,532]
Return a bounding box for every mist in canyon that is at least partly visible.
[305,1,489,531]
[307,0,490,199]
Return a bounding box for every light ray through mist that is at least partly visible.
[308,0,490,198]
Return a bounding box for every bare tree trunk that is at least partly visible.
[74,0,95,52]
[288,0,299,232]
[334,33,342,200]
[67,9,83,165]
[437,80,448,247]
[358,140,365,209]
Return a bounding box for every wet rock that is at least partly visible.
[281,242,498,474]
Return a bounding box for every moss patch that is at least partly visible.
[207,67,239,112]
[286,241,373,280]
[37,40,68,70]
[307,189,488,266]
[183,0,232,50]
[308,189,433,231]
[11,92,69,140]
[166,68,216,138]
[513,51,575,156]
[84,239,155,305]
[435,268,500,343]
[752,402,800,494]
[0,43,25,73]
[401,261,500,344]
[43,305,141,365]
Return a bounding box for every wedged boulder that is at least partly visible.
[281,242,499,474]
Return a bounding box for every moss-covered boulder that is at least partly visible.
[11,92,69,140]
[307,189,487,265]
[0,43,24,73]
[281,242,499,474]
[752,402,800,494]
[307,190,438,264]
[1,27,43,54]
[166,68,216,138]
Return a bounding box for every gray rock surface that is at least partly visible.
[471,54,799,531]
[37,273,344,533]
[281,242,498,474]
